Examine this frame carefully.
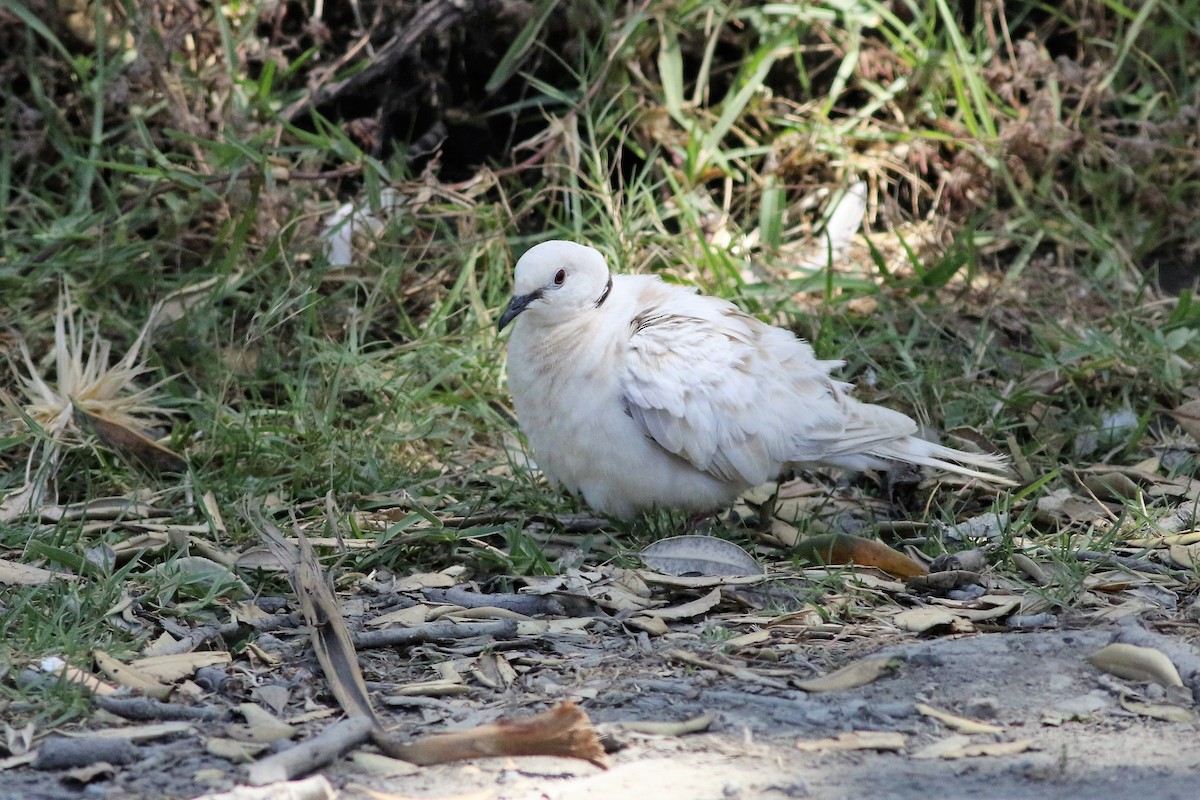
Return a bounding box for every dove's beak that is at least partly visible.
[498,290,541,331]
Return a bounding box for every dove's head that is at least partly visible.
[497,241,613,330]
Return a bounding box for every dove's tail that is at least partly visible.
[863,438,1016,485]
[817,403,1015,485]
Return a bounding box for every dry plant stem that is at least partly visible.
[353,619,518,649]
[245,716,376,786]
[373,702,607,768]
[254,510,379,724]
[93,696,226,722]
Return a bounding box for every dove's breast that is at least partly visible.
[504,308,739,518]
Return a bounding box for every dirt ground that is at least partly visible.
[6,619,1200,800]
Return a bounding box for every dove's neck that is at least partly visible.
[508,275,651,375]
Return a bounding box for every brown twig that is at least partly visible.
[373,702,607,767]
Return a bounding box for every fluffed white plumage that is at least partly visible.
[498,241,1011,519]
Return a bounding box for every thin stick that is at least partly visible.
[245,716,376,786]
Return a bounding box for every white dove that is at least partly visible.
[498,240,1011,519]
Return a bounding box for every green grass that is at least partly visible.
[2,0,1199,722]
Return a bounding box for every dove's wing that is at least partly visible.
[620,285,910,486]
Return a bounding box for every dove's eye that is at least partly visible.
[553,269,566,285]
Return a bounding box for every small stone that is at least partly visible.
[964,696,1001,719]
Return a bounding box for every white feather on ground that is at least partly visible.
[499,240,1013,519]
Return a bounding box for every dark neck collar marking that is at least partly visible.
[595,275,613,308]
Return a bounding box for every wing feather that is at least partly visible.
[621,284,852,486]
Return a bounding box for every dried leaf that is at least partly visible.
[206,737,270,763]
[625,615,669,636]
[724,630,771,649]
[642,587,723,620]
[895,607,972,634]
[227,704,295,743]
[915,703,1004,734]
[954,739,1036,758]
[4,723,34,757]
[348,752,422,777]
[1081,472,1140,501]
[41,658,119,695]
[1087,643,1185,688]
[1168,398,1200,440]
[611,714,714,736]
[0,558,74,586]
[1119,697,1197,723]
[74,407,186,473]
[929,549,987,573]
[61,762,116,785]
[1167,543,1200,569]
[913,736,1035,759]
[395,572,458,591]
[131,652,232,682]
[640,535,763,577]
[665,649,789,689]
[792,657,897,692]
[944,513,1008,541]
[93,651,172,700]
[149,556,251,600]
[795,731,906,752]
[794,533,928,578]
[1011,553,1051,585]
[67,722,195,742]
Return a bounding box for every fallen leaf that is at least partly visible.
[131,652,232,682]
[625,616,669,636]
[794,533,928,578]
[955,739,1037,758]
[795,731,906,752]
[348,752,422,777]
[61,762,116,785]
[1119,697,1197,723]
[944,513,1008,541]
[1167,543,1200,569]
[206,737,269,763]
[93,651,172,700]
[74,407,186,473]
[1167,398,1200,440]
[915,703,1005,734]
[1081,472,1140,501]
[724,630,771,649]
[65,722,195,742]
[643,587,723,620]
[0,558,75,586]
[612,714,714,736]
[1087,643,1185,688]
[793,656,897,692]
[640,535,763,577]
[911,735,1035,759]
[895,607,973,634]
